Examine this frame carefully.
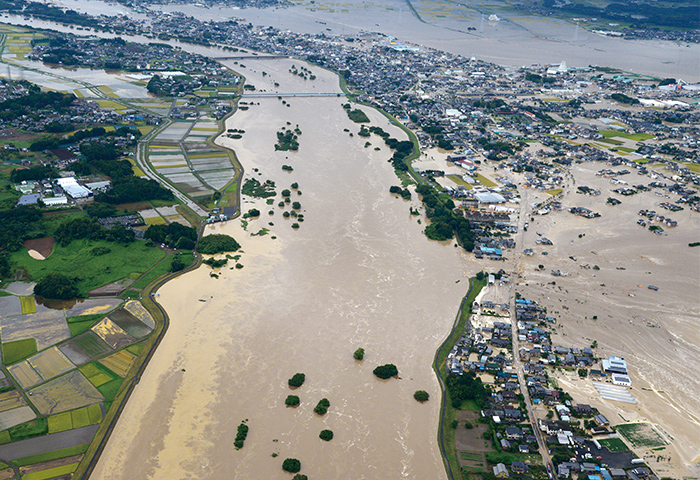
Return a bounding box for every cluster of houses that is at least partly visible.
[15,176,112,208]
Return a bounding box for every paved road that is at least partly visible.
[0,425,99,460]
[507,187,558,479]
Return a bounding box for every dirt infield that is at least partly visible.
[22,237,55,259]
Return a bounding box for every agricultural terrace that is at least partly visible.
[0,284,160,476]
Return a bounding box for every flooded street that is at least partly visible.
[91,58,475,479]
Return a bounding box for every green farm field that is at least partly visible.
[2,338,37,365]
[11,239,167,294]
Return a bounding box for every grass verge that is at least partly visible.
[433,277,487,480]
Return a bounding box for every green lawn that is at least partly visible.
[683,162,700,173]
[473,173,497,188]
[616,423,667,448]
[97,377,125,401]
[458,399,480,411]
[131,256,173,290]
[11,239,167,295]
[545,188,563,196]
[486,452,542,465]
[13,444,89,467]
[598,437,630,452]
[2,338,37,365]
[126,342,144,356]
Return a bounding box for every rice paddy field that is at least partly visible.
[99,351,137,378]
[0,407,36,431]
[27,348,75,382]
[7,362,42,390]
[108,308,153,339]
[0,312,70,351]
[154,122,193,142]
[29,371,104,416]
[0,392,27,414]
[59,332,113,366]
[90,318,135,350]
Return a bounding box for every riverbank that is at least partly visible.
[91,54,475,479]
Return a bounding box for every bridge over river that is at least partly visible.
[241,92,346,98]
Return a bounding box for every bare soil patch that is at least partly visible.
[19,454,84,475]
[114,202,151,211]
[23,237,55,258]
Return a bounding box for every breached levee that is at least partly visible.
[92,54,474,479]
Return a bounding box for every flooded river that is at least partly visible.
[90,55,475,479]
[11,0,699,81]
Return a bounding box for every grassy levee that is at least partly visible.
[73,251,202,480]
[432,277,487,480]
[332,67,424,186]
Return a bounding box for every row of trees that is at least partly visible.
[415,184,474,251]
[54,217,135,247]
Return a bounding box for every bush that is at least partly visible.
[347,108,370,123]
[414,390,429,402]
[353,347,365,360]
[373,364,398,379]
[282,458,301,473]
[234,422,249,449]
[288,373,305,388]
[292,475,308,480]
[285,395,300,406]
[319,429,334,441]
[176,237,195,250]
[465,421,474,429]
[171,256,186,272]
[197,234,241,254]
[314,398,330,415]
[243,208,260,219]
[34,273,80,300]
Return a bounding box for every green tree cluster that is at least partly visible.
[445,371,488,409]
[413,390,430,402]
[288,373,306,388]
[282,458,301,473]
[197,234,241,254]
[34,273,80,299]
[234,422,249,449]
[373,364,398,379]
[415,184,473,250]
[313,398,330,415]
[145,222,196,248]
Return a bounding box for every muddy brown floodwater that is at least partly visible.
[92,57,476,479]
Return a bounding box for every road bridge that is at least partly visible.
[241,92,346,98]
